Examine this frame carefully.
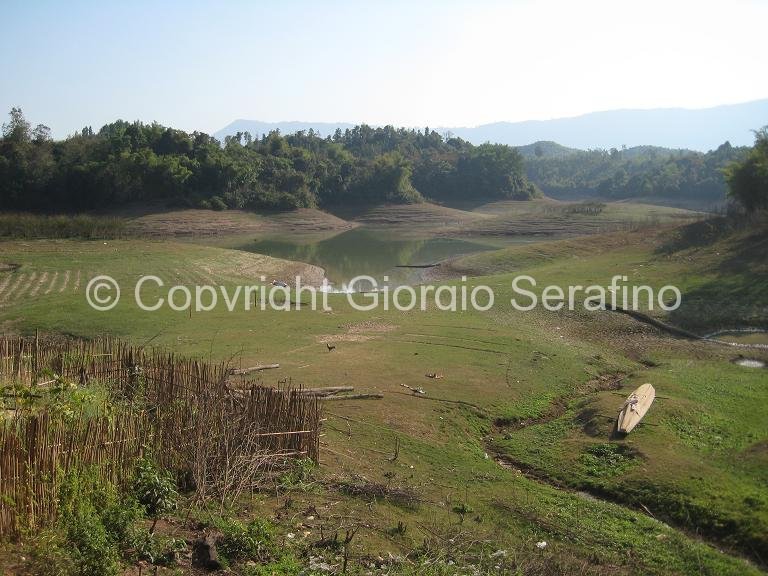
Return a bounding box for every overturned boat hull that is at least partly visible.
[617,383,655,434]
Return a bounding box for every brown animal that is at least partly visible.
[327,343,336,352]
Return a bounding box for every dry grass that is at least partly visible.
[125,207,355,237]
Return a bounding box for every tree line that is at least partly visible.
[0,108,539,212]
[525,141,749,205]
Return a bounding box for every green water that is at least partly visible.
[234,227,500,288]
[709,330,768,346]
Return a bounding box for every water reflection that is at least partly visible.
[236,227,496,288]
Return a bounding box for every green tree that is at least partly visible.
[725,127,768,212]
[2,107,31,143]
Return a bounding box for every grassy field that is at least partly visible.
[0,208,766,575]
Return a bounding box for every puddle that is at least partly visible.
[732,358,766,369]
[707,328,768,347]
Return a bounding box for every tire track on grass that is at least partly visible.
[58,270,71,293]
[0,274,12,298]
[12,272,36,301]
[29,272,49,297]
[44,272,59,295]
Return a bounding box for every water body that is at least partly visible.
[732,358,766,369]
[707,329,768,347]
[236,227,500,289]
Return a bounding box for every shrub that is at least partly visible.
[63,505,122,576]
[209,195,228,210]
[51,466,145,575]
[131,457,178,533]
[27,464,186,575]
[27,528,77,576]
[278,457,316,491]
[124,526,187,565]
[214,517,277,563]
[579,443,639,478]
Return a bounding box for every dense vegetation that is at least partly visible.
[0,213,126,239]
[725,126,768,212]
[525,141,748,204]
[0,108,538,212]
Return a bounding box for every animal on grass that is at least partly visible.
[327,343,336,352]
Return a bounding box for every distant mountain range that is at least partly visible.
[216,99,768,152]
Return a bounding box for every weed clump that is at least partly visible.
[131,456,179,533]
[27,460,184,576]
[331,476,419,508]
[278,457,316,491]
[29,467,143,576]
[579,443,639,478]
[212,517,278,564]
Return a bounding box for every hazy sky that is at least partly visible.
[2,0,767,138]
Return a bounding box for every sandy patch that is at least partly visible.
[58,270,71,293]
[44,271,59,295]
[341,320,398,333]
[29,272,48,297]
[194,251,326,287]
[316,320,398,344]
[13,272,36,300]
[317,334,375,344]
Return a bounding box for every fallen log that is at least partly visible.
[401,383,426,395]
[321,393,383,401]
[299,386,354,396]
[34,379,57,387]
[229,364,280,375]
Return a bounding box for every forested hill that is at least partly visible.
[0,109,538,212]
[217,100,768,151]
[524,142,749,206]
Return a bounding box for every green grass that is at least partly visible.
[0,216,766,575]
[0,213,127,239]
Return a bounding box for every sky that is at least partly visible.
[2,0,767,138]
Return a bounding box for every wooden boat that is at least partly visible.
[616,383,655,434]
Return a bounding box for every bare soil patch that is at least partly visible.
[126,208,354,237]
[192,249,326,286]
[341,320,397,333]
[317,320,398,344]
[317,333,374,344]
[346,202,487,228]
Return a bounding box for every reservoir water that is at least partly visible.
[234,227,500,289]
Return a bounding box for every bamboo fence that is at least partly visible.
[0,335,321,538]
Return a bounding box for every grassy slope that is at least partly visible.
[0,219,765,574]
[124,206,356,237]
[451,199,703,237]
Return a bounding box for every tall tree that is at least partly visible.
[725,127,768,212]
